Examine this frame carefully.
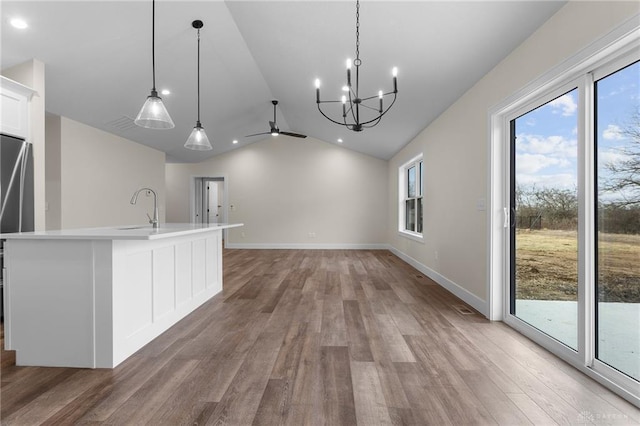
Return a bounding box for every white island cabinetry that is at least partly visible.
[2,223,242,368]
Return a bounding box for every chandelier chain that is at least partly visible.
[355,0,360,62]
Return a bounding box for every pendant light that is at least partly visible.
[135,0,174,129]
[185,20,212,150]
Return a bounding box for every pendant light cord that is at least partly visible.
[151,0,157,92]
[197,28,201,125]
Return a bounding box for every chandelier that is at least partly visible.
[314,0,398,132]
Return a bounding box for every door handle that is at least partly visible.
[503,207,509,228]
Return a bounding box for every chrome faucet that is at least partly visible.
[130,188,159,229]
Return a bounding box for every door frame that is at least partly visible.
[190,175,229,245]
[487,21,639,406]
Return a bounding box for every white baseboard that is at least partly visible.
[225,242,388,250]
[387,246,488,318]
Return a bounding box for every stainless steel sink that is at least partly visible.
[115,226,147,230]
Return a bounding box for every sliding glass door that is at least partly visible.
[505,52,639,401]
[594,60,639,381]
[510,88,579,350]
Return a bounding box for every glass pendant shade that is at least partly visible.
[185,20,211,151]
[184,124,212,150]
[135,90,175,129]
[136,0,174,130]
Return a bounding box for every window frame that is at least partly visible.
[398,154,424,242]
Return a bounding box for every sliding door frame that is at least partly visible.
[503,77,584,367]
[487,19,639,406]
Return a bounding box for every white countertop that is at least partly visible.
[0,223,243,241]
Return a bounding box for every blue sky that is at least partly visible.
[515,60,639,199]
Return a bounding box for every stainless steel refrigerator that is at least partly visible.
[0,134,34,319]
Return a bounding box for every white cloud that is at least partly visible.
[607,83,636,98]
[599,149,630,166]
[602,124,624,141]
[516,133,577,158]
[548,94,577,116]
[516,153,567,174]
[515,133,577,187]
[517,173,576,189]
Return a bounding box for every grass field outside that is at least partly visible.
[515,229,640,303]
[515,229,639,379]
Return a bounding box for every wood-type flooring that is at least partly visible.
[1,249,638,425]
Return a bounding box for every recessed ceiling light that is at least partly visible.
[10,18,28,29]
[161,89,170,95]
[337,138,343,143]
[232,140,238,144]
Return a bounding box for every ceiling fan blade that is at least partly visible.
[246,101,304,139]
[280,131,308,139]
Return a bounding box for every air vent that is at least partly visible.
[453,304,475,315]
[105,115,137,132]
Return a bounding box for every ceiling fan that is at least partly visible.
[245,100,307,138]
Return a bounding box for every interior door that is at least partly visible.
[206,182,221,224]
[193,177,225,225]
[194,178,203,224]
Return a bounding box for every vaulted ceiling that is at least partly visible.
[1,1,566,163]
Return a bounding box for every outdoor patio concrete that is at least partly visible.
[516,300,639,380]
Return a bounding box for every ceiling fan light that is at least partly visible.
[135,92,175,129]
[185,125,212,150]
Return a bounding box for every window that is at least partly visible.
[399,155,423,238]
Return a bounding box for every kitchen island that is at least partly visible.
[1,223,242,368]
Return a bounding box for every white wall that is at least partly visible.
[387,1,639,314]
[45,115,166,229]
[166,136,388,248]
[2,60,46,230]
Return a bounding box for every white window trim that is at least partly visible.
[398,154,424,242]
[487,17,639,407]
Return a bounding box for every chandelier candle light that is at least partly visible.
[184,20,212,150]
[315,0,398,132]
[135,0,174,129]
